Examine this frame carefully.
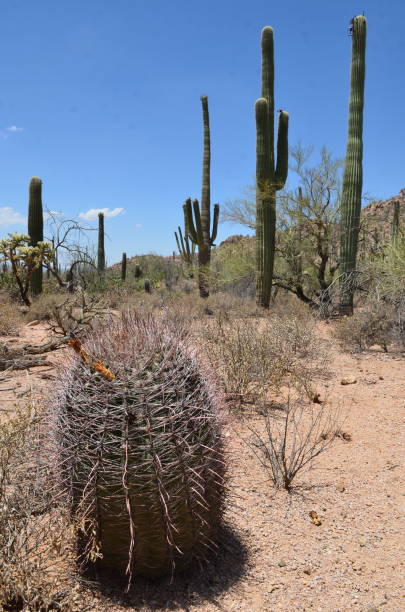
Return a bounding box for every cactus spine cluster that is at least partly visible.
[97,212,105,273]
[339,15,367,315]
[121,252,127,280]
[53,313,225,586]
[255,27,289,308]
[183,96,219,298]
[28,177,44,296]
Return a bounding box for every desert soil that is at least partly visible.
[0,322,404,612]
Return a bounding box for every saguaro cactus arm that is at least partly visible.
[210,203,219,245]
[200,95,211,247]
[275,111,289,188]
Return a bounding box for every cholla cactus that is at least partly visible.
[51,312,226,587]
[0,233,54,306]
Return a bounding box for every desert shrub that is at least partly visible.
[0,298,23,335]
[202,311,328,407]
[344,233,405,349]
[333,300,397,352]
[26,293,67,322]
[247,392,342,491]
[211,237,255,298]
[0,403,73,610]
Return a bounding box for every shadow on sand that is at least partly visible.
[87,524,248,611]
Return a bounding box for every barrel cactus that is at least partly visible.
[51,313,226,588]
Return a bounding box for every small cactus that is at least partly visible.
[144,278,151,293]
[52,313,226,587]
[134,263,142,279]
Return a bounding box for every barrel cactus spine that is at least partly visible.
[255,27,289,308]
[339,15,367,315]
[52,313,226,587]
[28,176,44,296]
[97,212,105,273]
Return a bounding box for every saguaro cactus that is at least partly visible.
[121,252,127,281]
[339,15,367,315]
[28,177,44,296]
[255,27,289,308]
[97,212,105,273]
[183,96,219,298]
[391,200,400,242]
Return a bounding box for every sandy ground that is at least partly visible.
[0,322,404,612]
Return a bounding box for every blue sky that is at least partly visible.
[1,0,404,265]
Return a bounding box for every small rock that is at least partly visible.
[379,376,384,380]
[278,559,287,567]
[359,538,367,547]
[337,480,346,492]
[341,376,357,385]
[303,567,311,575]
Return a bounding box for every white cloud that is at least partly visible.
[6,125,23,132]
[135,223,143,228]
[0,206,26,226]
[79,207,125,221]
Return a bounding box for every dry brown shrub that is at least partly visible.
[25,293,67,322]
[0,298,23,336]
[332,304,395,352]
[201,310,329,407]
[247,391,342,490]
[0,401,75,610]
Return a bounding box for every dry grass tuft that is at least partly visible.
[0,400,75,610]
[0,298,23,336]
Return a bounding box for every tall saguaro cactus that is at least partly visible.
[183,96,219,298]
[28,176,44,296]
[339,15,367,315]
[255,27,289,308]
[97,212,105,273]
